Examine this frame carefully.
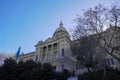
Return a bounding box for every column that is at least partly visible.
[45,46,48,61]
[41,47,43,61]
[57,42,59,58]
[38,47,40,62]
[46,46,48,61]
[51,44,53,60]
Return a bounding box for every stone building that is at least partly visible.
[15,22,120,74]
[18,21,77,72]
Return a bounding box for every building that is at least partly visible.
[18,21,77,72]
[15,22,120,74]
[102,27,120,69]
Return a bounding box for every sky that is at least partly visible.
[0,0,119,54]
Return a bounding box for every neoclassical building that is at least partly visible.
[18,21,77,72]
[16,22,120,74]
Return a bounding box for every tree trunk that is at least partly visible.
[102,67,106,80]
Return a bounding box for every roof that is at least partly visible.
[54,21,68,34]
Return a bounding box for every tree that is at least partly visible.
[71,36,105,73]
[0,58,17,80]
[78,67,120,80]
[0,58,55,80]
[72,4,120,64]
[39,63,54,80]
[72,4,120,80]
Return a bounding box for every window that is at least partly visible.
[61,48,64,56]
[35,55,39,62]
[76,64,80,70]
[107,58,114,65]
[107,59,111,65]
[53,66,56,72]
[76,65,78,70]
[110,58,114,65]
[62,64,64,71]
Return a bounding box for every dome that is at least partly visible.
[55,26,67,33]
[53,21,70,39]
[54,21,68,33]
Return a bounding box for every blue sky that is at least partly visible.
[0,0,119,54]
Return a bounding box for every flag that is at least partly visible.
[16,46,21,61]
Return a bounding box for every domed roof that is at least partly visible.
[53,21,70,39]
[54,21,68,33]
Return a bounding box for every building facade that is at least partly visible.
[16,22,120,74]
[18,21,77,72]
